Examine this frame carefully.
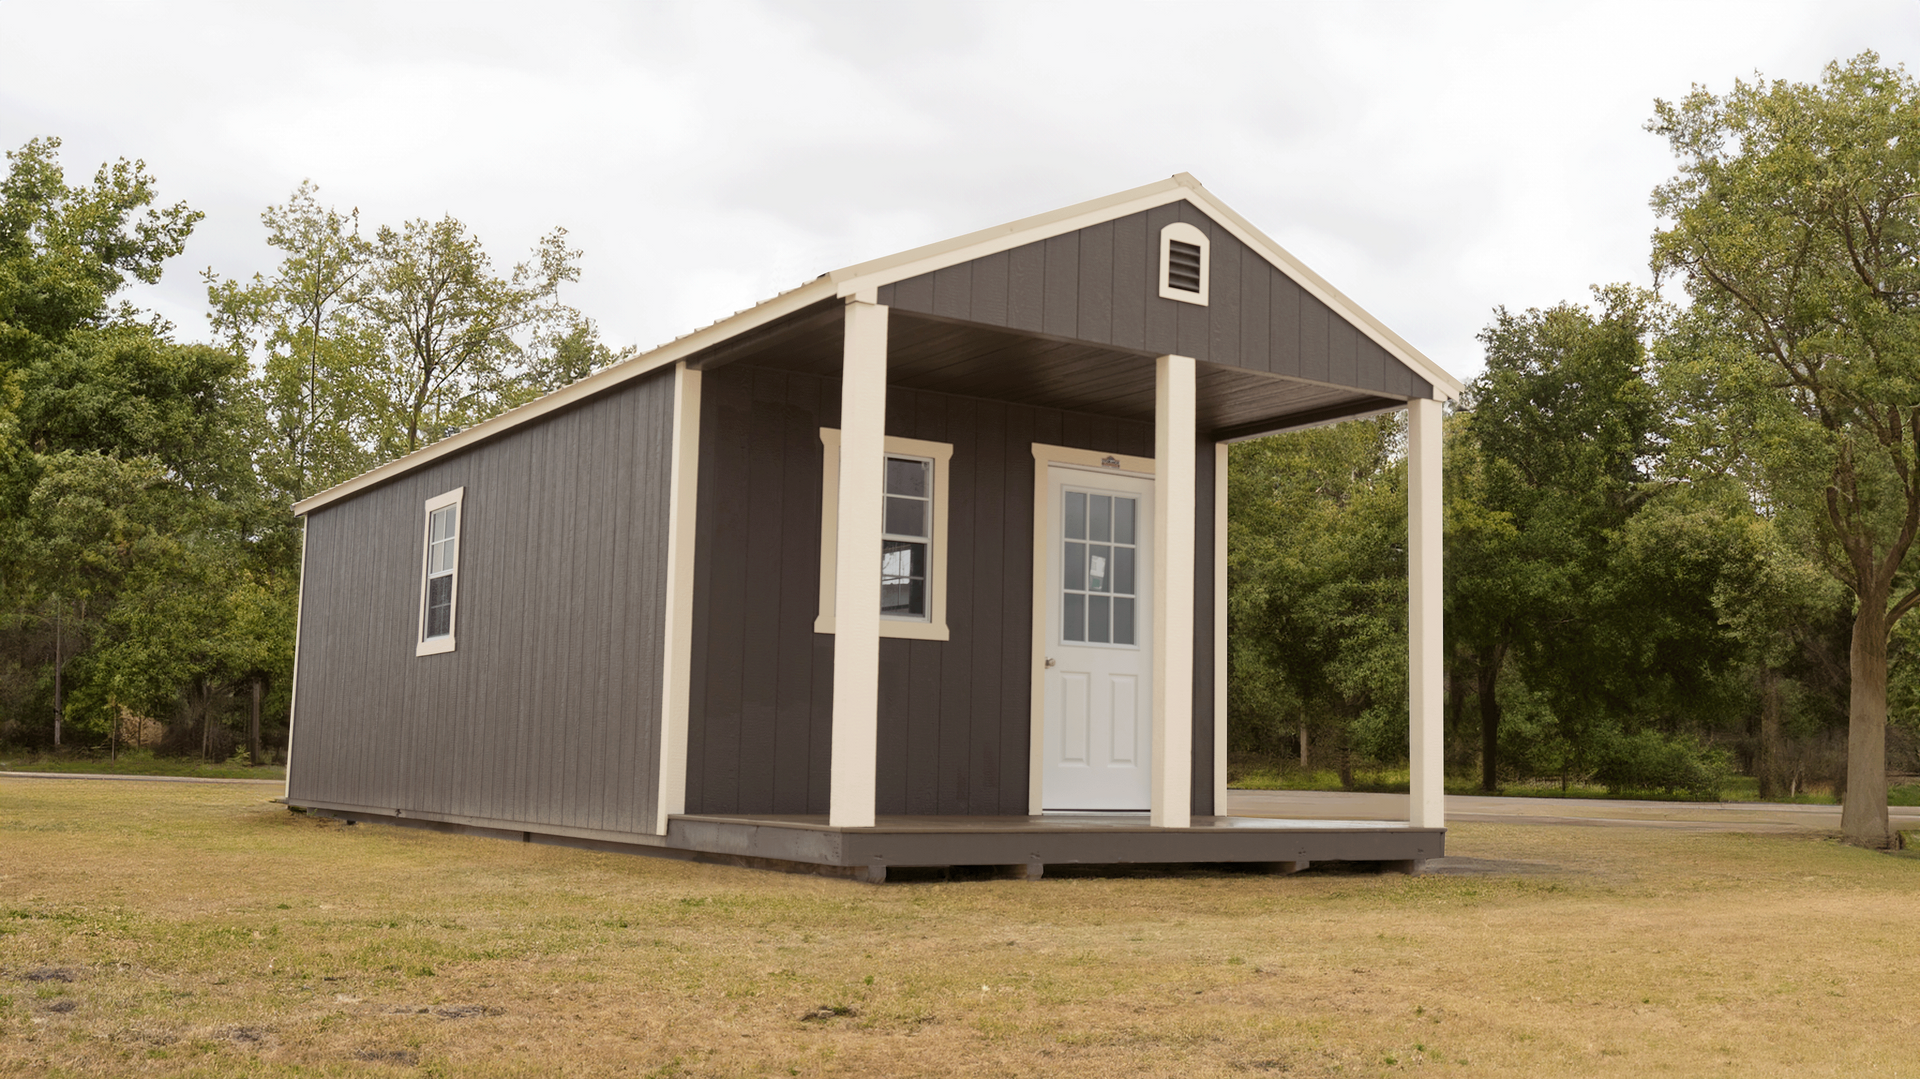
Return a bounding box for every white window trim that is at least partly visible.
[1158,221,1210,306]
[816,428,952,641]
[416,486,464,657]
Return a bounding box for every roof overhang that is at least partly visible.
[294,174,1458,516]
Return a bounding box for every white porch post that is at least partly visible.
[1408,395,1445,829]
[1152,354,1196,829]
[655,362,703,834]
[829,295,888,828]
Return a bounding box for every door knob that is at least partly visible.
[1045,658,1056,668]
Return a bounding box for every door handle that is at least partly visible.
[1045,658,1056,668]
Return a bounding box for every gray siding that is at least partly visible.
[687,364,1217,817]
[288,368,677,835]
[879,199,1432,401]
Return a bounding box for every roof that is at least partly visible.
[294,174,1460,515]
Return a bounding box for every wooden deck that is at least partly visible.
[290,799,1444,881]
[665,812,1444,881]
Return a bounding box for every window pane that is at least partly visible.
[1089,595,1111,644]
[1112,546,1134,596]
[1114,497,1135,545]
[425,574,453,639]
[1064,541,1086,591]
[887,457,928,497]
[1063,592,1085,642]
[1088,545,1110,593]
[1090,495,1111,542]
[1065,491,1086,539]
[1113,597,1134,645]
[881,540,927,617]
[430,504,457,543]
[884,495,927,539]
[429,536,457,575]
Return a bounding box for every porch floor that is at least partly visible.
[666,812,1444,878]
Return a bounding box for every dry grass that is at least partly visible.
[3,780,1918,1077]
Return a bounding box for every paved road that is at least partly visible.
[1229,788,1920,833]
[0,770,283,786]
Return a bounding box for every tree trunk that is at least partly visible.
[1478,655,1502,793]
[1298,724,1309,769]
[1756,667,1783,800]
[1843,602,1892,847]
[250,678,262,767]
[52,604,63,748]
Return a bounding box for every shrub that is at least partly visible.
[1591,730,1733,799]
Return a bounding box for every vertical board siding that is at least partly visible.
[288,368,676,835]
[1191,437,1217,816]
[687,365,1154,816]
[880,200,1433,401]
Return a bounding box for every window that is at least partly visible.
[1060,488,1140,646]
[416,487,464,656]
[816,429,952,641]
[882,455,932,618]
[1158,221,1210,306]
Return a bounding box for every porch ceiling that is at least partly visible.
[687,301,1406,439]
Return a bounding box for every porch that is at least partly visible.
[665,811,1443,882]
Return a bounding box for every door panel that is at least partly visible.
[1042,466,1153,810]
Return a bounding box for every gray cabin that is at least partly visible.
[285,175,1463,880]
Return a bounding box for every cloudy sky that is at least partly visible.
[4,1,1914,380]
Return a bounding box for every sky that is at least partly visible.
[3,0,1916,382]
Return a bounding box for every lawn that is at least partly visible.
[1228,758,1920,806]
[0,749,285,782]
[3,779,1918,1077]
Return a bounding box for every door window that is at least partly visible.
[1061,489,1138,646]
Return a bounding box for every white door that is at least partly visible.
[1042,466,1153,810]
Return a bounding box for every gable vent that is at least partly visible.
[1166,240,1202,292]
[1158,221,1210,306]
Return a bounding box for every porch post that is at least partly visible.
[1407,395,1445,829]
[655,362,702,835]
[829,294,888,828]
[1152,354,1196,829]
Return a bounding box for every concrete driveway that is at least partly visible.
[1228,788,1920,834]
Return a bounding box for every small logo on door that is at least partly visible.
[1100,456,1120,468]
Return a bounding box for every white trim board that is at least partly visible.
[655,363,702,835]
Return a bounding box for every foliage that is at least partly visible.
[2,143,615,759]
[1650,52,1920,844]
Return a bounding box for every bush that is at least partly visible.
[1591,730,1733,799]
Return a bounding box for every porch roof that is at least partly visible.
[295,174,1455,515]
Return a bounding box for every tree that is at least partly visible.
[359,216,582,454]
[1651,53,1920,846]
[1229,415,1409,785]
[206,182,376,502]
[1459,291,1663,788]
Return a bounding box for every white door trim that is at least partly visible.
[1027,443,1156,814]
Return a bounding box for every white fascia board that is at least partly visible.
[829,173,1462,403]
[292,277,838,516]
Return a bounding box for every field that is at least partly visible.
[3,780,1919,1077]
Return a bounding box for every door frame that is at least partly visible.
[1027,443,1157,814]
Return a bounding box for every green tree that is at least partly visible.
[206,181,376,502]
[1229,415,1408,785]
[359,216,582,454]
[1651,53,1920,846]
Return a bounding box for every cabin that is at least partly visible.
[283,175,1462,881]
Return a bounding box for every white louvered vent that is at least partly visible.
[1158,222,1210,306]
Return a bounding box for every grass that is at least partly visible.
[4,780,1920,1076]
[0,748,284,782]
[1228,758,1920,806]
